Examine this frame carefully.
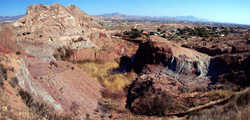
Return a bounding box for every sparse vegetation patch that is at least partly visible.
[76,60,136,90]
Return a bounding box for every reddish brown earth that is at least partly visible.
[0,24,24,54]
[126,35,250,116]
[14,56,103,118]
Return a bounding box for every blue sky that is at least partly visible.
[0,0,250,25]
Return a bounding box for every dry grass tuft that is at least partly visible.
[77,61,137,90]
[192,88,250,120]
[205,90,232,98]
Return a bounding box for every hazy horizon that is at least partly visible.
[1,0,250,25]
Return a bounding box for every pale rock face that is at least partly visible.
[11,3,108,61]
[16,58,63,113]
[19,4,78,38]
[16,57,103,117]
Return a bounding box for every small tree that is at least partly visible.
[149,32,155,35]
[212,27,217,32]
[16,51,21,55]
[225,30,229,36]
[130,28,141,38]
[157,28,162,32]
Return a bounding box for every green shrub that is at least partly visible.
[0,76,3,85]
[178,86,190,93]
[129,28,141,38]
[19,89,33,106]
[0,64,8,80]
[149,32,155,35]
[193,102,199,107]
[211,45,217,48]
[53,47,74,61]
[10,67,14,72]
[194,87,207,92]
[9,77,18,88]
[98,99,116,112]
[16,51,21,55]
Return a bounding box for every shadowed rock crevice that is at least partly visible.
[207,54,250,86]
[242,55,250,86]
[133,41,155,74]
[207,57,228,84]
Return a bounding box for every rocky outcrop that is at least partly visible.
[16,57,103,118]
[64,5,103,29]
[3,3,132,62]
[11,3,110,61]
[133,36,250,86]
[133,36,211,85]
[71,49,120,62]
[70,38,138,62]
[13,3,103,39]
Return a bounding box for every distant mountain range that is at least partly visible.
[94,12,176,22]
[175,15,210,22]
[0,14,25,22]
[95,12,211,23]
[0,12,216,24]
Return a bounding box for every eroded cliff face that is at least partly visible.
[11,3,110,60]
[133,36,250,86]
[16,56,103,118]
[134,36,211,85]
[128,36,250,116]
